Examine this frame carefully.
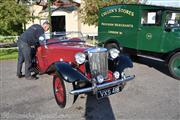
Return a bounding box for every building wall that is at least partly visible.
[52,10,79,32]
[26,5,98,37]
[51,10,97,36]
[80,23,97,36]
[26,5,43,28]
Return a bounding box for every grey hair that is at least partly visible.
[43,21,50,25]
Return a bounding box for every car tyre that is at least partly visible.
[53,75,75,108]
[168,52,180,80]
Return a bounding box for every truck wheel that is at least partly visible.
[53,75,75,108]
[168,52,180,80]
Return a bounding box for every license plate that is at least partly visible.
[96,86,121,99]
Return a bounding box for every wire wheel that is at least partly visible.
[53,75,75,108]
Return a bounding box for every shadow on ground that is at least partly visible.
[132,56,176,79]
[84,94,115,120]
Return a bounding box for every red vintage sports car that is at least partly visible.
[32,32,135,108]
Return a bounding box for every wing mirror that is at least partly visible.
[164,25,171,32]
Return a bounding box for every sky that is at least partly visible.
[72,0,81,3]
[141,0,180,7]
[74,0,180,7]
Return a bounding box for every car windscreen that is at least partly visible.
[39,32,85,45]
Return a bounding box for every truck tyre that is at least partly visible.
[168,52,180,80]
[53,75,75,108]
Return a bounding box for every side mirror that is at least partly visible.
[164,25,171,32]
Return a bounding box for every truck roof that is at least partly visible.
[100,4,180,11]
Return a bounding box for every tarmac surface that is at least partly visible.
[0,58,179,120]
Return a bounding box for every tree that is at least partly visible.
[0,0,30,36]
[79,0,139,26]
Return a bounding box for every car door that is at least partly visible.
[163,11,180,52]
[137,9,164,53]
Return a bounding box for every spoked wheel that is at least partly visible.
[168,52,180,80]
[53,75,75,108]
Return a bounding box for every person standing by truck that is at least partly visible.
[17,21,50,80]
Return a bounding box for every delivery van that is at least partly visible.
[98,4,180,79]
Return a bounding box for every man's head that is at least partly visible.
[42,21,50,32]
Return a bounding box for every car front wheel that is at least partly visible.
[53,75,75,108]
[168,52,180,80]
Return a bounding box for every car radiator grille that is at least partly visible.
[87,48,108,78]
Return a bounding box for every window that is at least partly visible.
[141,10,162,25]
[165,12,180,28]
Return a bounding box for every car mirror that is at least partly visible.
[164,25,171,32]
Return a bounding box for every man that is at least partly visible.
[17,21,50,80]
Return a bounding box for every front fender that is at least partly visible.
[113,55,133,73]
[53,62,89,83]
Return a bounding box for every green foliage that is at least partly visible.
[0,36,17,43]
[0,47,18,60]
[0,0,30,36]
[80,0,139,26]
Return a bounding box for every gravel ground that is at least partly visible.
[0,59,179,120]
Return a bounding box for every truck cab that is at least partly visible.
[98,4,180,79]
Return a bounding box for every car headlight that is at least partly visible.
[75,52,86,64]
[96,75,104,83]
[109,48,120,59]
[113,71,120,79]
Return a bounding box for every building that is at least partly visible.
[27,0,179,38]
[27,0,97,38]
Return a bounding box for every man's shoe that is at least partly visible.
[17,74,25,78]
[26,76,38,80]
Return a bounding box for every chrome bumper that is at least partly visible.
[70,75,135,95]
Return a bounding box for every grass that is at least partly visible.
[0,47,18,60]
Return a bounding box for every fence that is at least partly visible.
[0,36,18,43]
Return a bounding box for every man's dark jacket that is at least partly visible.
[18,24,44,46]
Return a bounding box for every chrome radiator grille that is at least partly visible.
[87,48,108,78]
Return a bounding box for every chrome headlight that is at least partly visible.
[96,75,104,83]
[75,52,86,64]
[109,48,120,59]
[113,71,120,79]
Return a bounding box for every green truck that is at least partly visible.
[98,4,180,80]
